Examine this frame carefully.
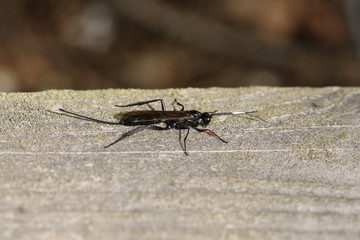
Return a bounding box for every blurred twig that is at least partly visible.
[111,0,360,84]
[345,0,360,57]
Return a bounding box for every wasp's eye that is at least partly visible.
[203,118,210,125]
[201,113,212,125]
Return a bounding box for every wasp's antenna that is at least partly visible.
[211,111,266,122]
[59,109,121,125]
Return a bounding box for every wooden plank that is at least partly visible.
[1,87,360,239]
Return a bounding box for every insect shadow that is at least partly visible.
[59,99,265,155]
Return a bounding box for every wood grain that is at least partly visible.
[1,87,360,239]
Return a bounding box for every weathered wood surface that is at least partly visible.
[1,87,360,240]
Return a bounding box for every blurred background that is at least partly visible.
[1,0,360,92]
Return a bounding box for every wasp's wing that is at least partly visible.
[115,111,191,125]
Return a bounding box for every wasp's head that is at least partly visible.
[200,112,212,126]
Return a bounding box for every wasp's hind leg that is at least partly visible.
[58,109,120,125]
[104,125,151,148]
[116,99,166,111]
[104,125,169,148]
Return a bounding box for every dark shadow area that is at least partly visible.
[0,0,359,92]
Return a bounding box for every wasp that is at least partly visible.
[59,99,264,155]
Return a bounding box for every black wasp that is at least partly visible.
[59,99,264,155]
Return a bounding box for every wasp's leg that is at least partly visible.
[171,99,185,111]
[178,130,184,153]
[58,109,120,125]
[183,128,190,155]
[104,125,152,148]
[104,125,169,148]
[116,99,166,111]
[178,128,190,155]
[193,127,228,143]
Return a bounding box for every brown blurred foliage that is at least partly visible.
[0,0,359,92]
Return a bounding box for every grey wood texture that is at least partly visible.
[1,87,360,240]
